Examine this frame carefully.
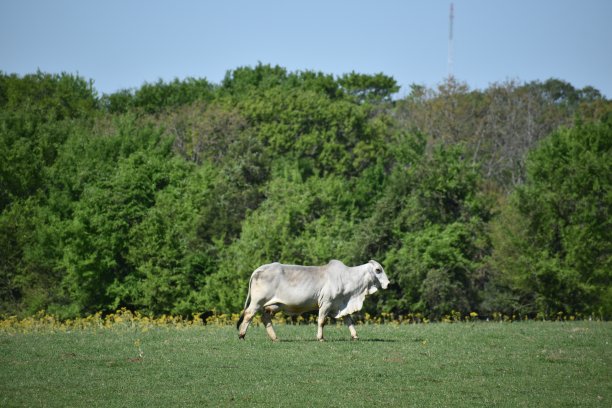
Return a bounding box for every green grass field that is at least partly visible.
[1,321,610,407]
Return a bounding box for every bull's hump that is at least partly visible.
[328,259,345,267]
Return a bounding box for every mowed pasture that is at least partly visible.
[1,321,610,407]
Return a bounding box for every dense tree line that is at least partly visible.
[1,66,610,319]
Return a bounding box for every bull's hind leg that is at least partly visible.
[262,305,280,341]
[238,305,259,339]
[344,316,358,340]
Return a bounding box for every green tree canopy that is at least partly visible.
[0,68,609,320]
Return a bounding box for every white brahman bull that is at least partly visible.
[237,260,390,341]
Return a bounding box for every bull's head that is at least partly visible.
[368,260,390,293]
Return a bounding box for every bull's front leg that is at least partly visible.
[316,304,331,341]
[344,316,358,340]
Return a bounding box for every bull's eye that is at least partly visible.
[375,268,381,274]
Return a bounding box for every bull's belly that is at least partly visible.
[263,290,319,315]
[277,303,318,315]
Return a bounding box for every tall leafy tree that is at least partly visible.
[354,133,492,317]
[489,117,611,317]
[0,72,98,210]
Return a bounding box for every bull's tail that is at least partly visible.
[236,272,255,330]
[236,312,245,330]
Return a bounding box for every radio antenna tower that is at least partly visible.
[448,2,454,79]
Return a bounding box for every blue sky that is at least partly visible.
[2,0,611,97]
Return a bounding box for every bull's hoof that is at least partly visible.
[238,334,245,340]
[318,337,325,342]
[351,336,359,341]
